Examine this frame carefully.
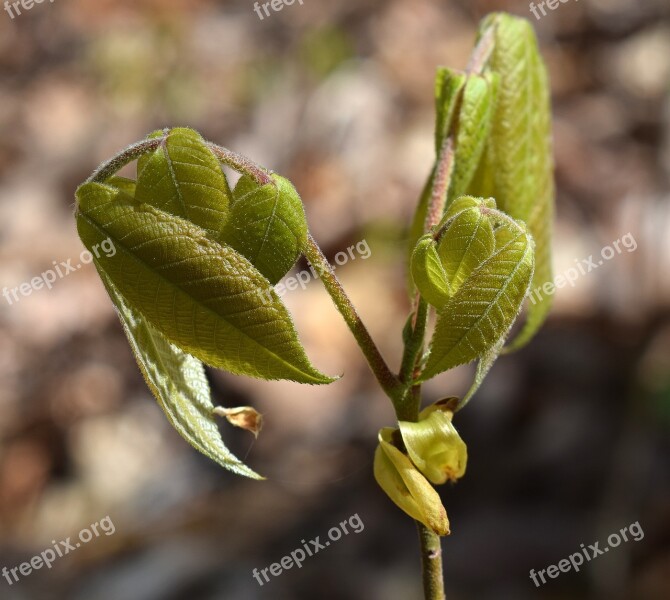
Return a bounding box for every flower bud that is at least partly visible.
[398,399,467,485]
[374,428,450,536]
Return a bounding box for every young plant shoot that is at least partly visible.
[74,12,554,599]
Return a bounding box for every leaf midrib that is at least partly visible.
[429,233,532,370]
[80,208,322,383]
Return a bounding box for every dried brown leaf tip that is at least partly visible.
[213,406,264,438]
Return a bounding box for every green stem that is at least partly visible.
[303,234,404,402]
[86,134,273,189]
[417,522,446,600]
[404,112,462,600]
[87,138,163,183]
[424,136,455,232]
[466,24,495,75]
[206,142,273,186]
[399,297,428,383]
[400,331,445,600]
[396,298,428,420]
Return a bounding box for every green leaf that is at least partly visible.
[222,174,308,285]
[442,194,495,221]
[99,269,262,479]
[437,206,495,294]
[407,68,468,276]
[446,73,497,206]
[135,127,232,238]
[434,67,467,152]
[471,13,555,349]
[460,335,505,408]
[104,175,136,196]
[419,217,534,381]
[410,234,451,309]
[407,173,434,295]
[136,129,168,181]
[506,194,553,351]
[76,181,334,385]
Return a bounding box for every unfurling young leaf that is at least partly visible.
[99,269,262,479]
[408,71,496,264]
[410,234,451,309]
[419,215,534,381]
[136,127,232,237]
[445,72,497,206]
[470,13,555,350]
[76,181,334,384]
[434,67,468,153]
[222,174,308,285]
[407,68,468,263]
[436,206,495,294]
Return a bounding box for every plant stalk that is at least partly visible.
[206,142,273,186]
[417,522,447,600]
[303,234,404,403]
[404,120,460,599]
[87,138,163,184]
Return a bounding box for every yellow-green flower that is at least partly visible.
[373,428,450,536]
[398,400,467,485]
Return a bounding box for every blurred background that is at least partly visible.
[0,0,669,598]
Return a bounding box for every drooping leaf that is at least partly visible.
[135,127,232,238]
[437,206,495,294]
[470,13,555,350]
[76,181,334,384]
[419,218,534,381]
[221,174,308,285]
[410,234,451,309]
[98,269,262,479]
